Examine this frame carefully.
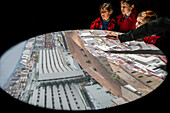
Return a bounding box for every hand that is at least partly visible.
[107,31,119,37]
[106,31,119,40]
[107,36,119,40]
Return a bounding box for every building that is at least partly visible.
[84,84,127,109]
[29,82,87,110]
[4,30,167,111]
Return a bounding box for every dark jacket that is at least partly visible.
[118,17,170,42]
[118,17,170,56]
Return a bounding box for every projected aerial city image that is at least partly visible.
[0,30,167,110]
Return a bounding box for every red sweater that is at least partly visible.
[116,11,137,32]
[90,17,116,31]
[144,35,162,45]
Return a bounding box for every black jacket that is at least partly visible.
[118,17,170,57]
[118,17,170,42]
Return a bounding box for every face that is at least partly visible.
[100,8,113,21]
[121,2,134,16]
[136,17,147,29]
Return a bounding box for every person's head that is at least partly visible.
[120,0,135,16]
[136,10,157,28]
[99,3,113,21]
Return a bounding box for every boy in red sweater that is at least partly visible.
[116,0,137,32]
[90,3,116,31]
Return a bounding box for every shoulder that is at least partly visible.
[130,9,137,20]
[131,12,137,19]
[116,14,123,19]
[110,18,116,22]
[93,17,101,23]
[109,18,116,25]
[128,12,137,22]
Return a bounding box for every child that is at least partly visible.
[108,10,161,45]
[135,10,161,45]
[90,3,116,31]
[116,0,137,32]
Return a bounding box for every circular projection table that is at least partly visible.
[0,30,167,111]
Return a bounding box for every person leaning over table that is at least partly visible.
[133,10,161,45]
[106,17,170,57]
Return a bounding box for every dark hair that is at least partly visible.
[121,0,136,6]
[99,3,113,12]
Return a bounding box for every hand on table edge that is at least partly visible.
[105,31,119,40]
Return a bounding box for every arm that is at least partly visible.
[118,17,170,42]
[90,21,96,29]
[90,18,101,29]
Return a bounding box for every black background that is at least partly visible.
[1,0,170,112]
